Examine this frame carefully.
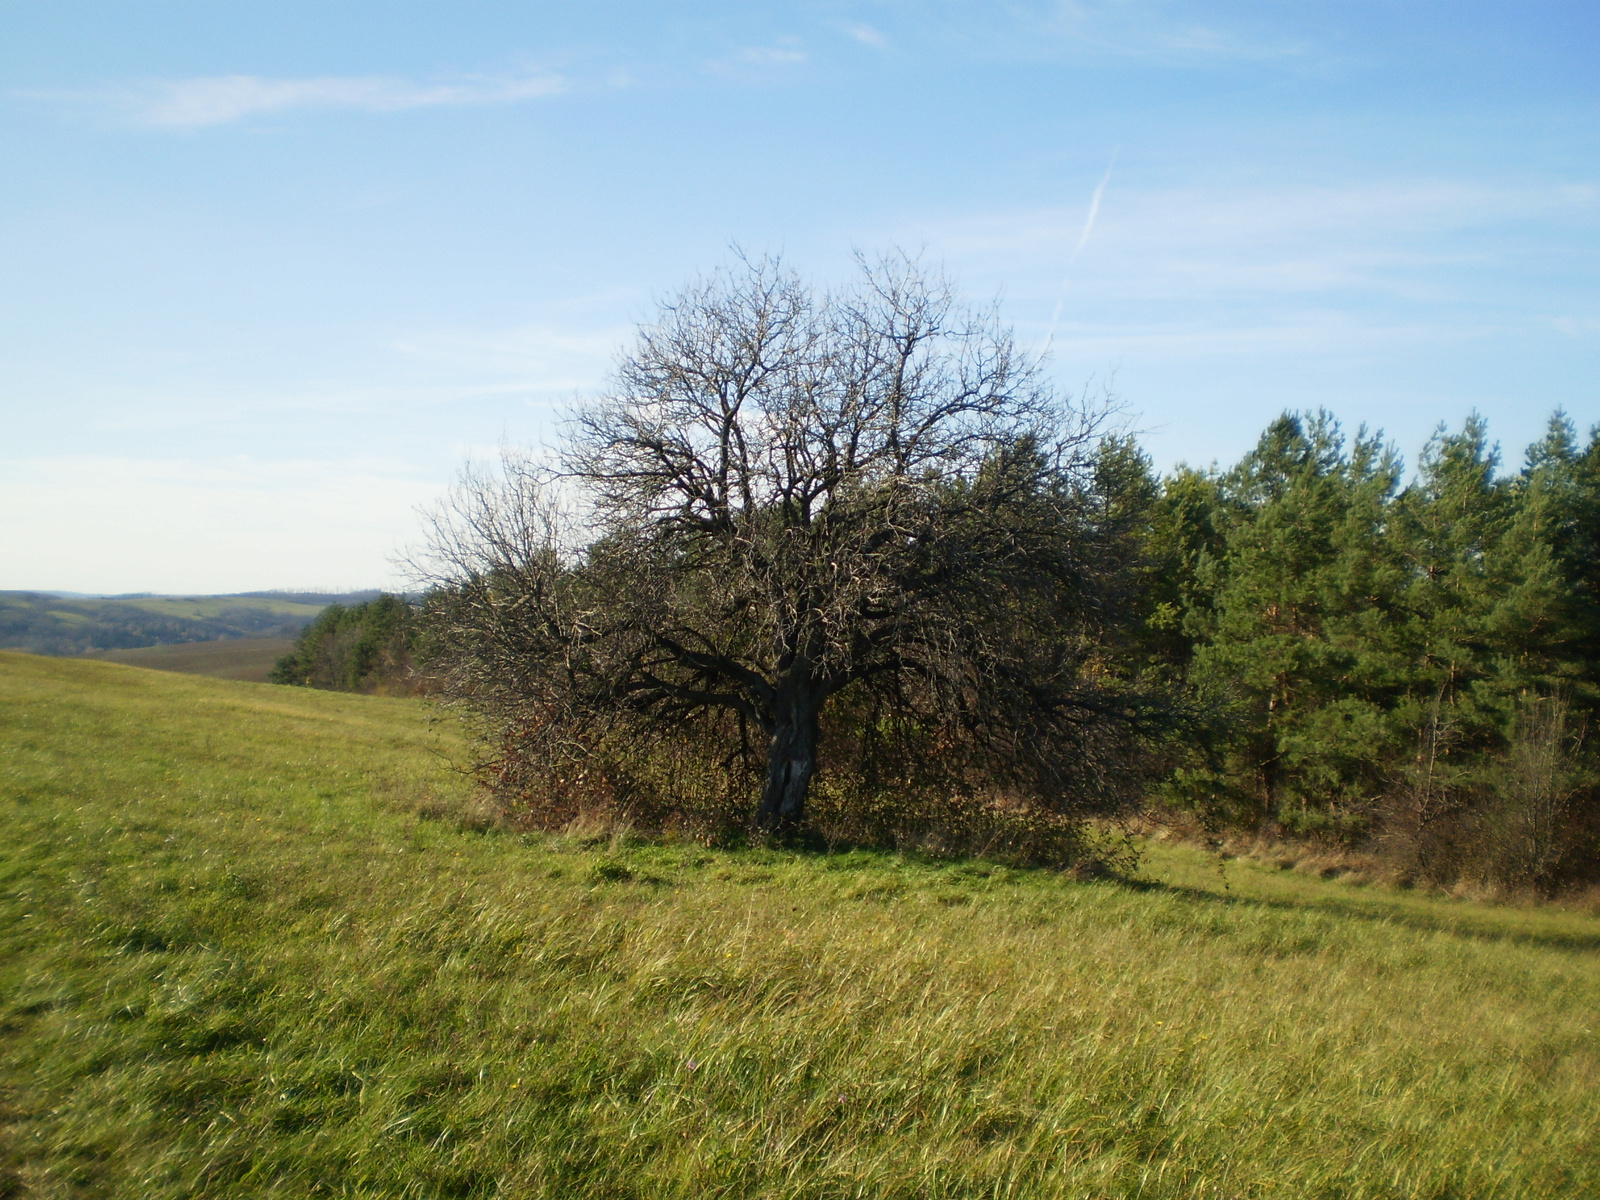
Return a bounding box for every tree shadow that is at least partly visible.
[1119,873,1600,953]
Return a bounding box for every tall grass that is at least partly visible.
[3,651,1599,1198]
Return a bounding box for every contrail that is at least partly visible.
[1072,162,1114,259]
[1042,150,1118,356]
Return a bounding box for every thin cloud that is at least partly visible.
[919,181,1600,293]
[928,2,1312,68]
[1155,25,1307,61]
[704,41,808,78]
[394,319,624,395]
[1071,160,1115,260]
[893,177,1600,371]
[29,72,568,129]
[840,22,889,48]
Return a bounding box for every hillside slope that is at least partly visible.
[2,652,1598,1199]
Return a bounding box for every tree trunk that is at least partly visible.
[755,688,821,834]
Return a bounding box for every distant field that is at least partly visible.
[84,637,295,682]
[110,595,327,622]
[2,652,1598,1198]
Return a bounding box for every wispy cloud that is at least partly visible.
[1071,159,1115,260]
[704,38,809,77]
[911,1,1311,67]
[28,71,568,129]
[1154,24,1307,62]
[1039,153,1118,347]
[919,181,1600,301]
[840,22,888,49]
[1553,316,1600,338]
[393,320,624,397]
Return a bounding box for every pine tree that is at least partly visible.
[1184,412,1406,831]
[1391,416,1512,757]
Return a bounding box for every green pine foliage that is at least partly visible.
[1143,409,1600,890]
[268,593,420,693]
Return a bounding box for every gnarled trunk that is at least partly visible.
[755,688,821,833]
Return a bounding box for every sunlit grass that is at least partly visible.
[3,650,1598,1198]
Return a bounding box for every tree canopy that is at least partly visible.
[419,253,1161,842]
[269,593,420,693]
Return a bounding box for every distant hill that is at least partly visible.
[84,637,297,682]
[0,590,382,656]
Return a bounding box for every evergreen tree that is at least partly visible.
[1503,413,1598,706]
[270,594,420,693]
[1182,413,1407,830]
[1388,414,1511,789]
[1143,465,1231,677]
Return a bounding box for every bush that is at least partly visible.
[1477,698,1595,891]
[481,706,757,848]
[476,696,1141,873]
[1377,697,1598,894]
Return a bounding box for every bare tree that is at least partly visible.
[419,252,1159,835]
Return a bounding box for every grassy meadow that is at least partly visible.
[2,651,1599,1198]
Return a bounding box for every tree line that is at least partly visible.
[1118,410,1600,889]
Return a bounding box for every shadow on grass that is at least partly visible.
[720,837,1600,953]
[1121,873,1600,953]
[413,800,1600,953]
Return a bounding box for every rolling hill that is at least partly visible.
[0,590,379,656]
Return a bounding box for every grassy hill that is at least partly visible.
[0,591,377,656]
[2,652,1598,1198]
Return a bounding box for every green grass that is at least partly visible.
[84,638,295,683]
[2,651,1598,1199]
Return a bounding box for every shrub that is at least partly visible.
[269,594,421,693]
[1377,696,1598,894]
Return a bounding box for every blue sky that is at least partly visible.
[3,1,1597,592]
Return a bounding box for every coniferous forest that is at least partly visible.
[1119,408,1600,891]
